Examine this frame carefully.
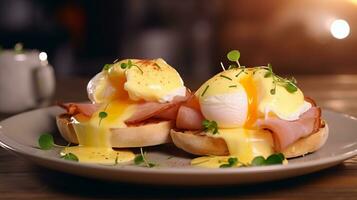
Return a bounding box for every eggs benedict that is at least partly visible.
[57,58,189,164]
[170,51,328,168]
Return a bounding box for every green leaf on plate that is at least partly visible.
[61,153,79,162]
[38,133,54,150]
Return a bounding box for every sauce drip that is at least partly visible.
[240,73,258,128]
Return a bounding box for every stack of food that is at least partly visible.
[54,51,328,168]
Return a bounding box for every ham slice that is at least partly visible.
[125,94,191,124]
[176,106,204,130]
[154,105,180,120]
[125,102,178,124]
[58,102,99,117]
[257,106,322,151]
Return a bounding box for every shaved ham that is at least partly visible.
[58,102,99,117]
[305,96,317,107]
[257,106,322,151]
[176,106,204,130]
[184,94,201,110]
[154,105,180,120]
[125,94,191,124]
[125,102,177,124]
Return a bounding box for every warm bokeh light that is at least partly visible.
[330,19,350,39]
[39,52,48,61]
[349,0,357,5]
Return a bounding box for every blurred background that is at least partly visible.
[0,0,356,87]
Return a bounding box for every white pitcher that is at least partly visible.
[0,49,55,113]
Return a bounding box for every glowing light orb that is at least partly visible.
[330,19,350,39]
[39,52,47,61]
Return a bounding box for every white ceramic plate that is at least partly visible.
[1,107,357,185]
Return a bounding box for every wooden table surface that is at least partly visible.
[1,75,357,200]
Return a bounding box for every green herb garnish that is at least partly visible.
[120,59,144,74]
[227,50,242,69]
[251,156,266,166]
[201,85,209,97]
[38,133,69,150]
[202,119,218,135]
[38,133,54,150]
[38,133,77,161]
[219,74,232,81]
[99,111,108,118]
[103,64,113,71]
[134,154,144,164]
[153,62,161,69]
[235,69,245,77]
[227,50,241,65]
[265,63,298,95]
[229,85,237,88]
[251,153,285,166]
[98,103,110,126]
[219,157,238,168]
[61,153,79,162]
[225,49,250,78]
[98,111,108,126]
[285,82,298,93]
[114,153,119,165]
[134,148,156,168]
[228,64,237,69]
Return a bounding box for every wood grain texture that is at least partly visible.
[1,75,357,200]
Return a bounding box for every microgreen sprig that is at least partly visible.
[264,63,298,95]
[134,148,156,168]
[219,153,285,168]
[251,153,285,166]
[114,152,119,165]
[202,119,219,135]
[225,50,249,77]
[38,133,66,150]
[227,50,241,67]
[61,153,79,162]
[103,64,113,71]
[201,85,209,97]
[121,59,144,74]
[38,133,55,150]
[98,103,109,127]
[219,157,250,168]
[153,62,161,69]
[98,111,108,126]
[38,133,79,162]
[219,157,238,168]
[219,74,232,81]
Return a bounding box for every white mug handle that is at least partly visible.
[34,64,55,105]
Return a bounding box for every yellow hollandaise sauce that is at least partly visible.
[252,68,310,120]
[191,128,275,168]
[61,147,134,164]
[108,58,185,102]
[63,100,136,164]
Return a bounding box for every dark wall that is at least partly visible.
[0,0,356,84]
